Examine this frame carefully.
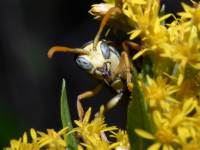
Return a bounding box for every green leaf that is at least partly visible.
[60,79,78,150]
[127,67,153,150]
[141,56,153,81]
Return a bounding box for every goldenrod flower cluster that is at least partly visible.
[90,0,200,150]
[4,128,68,150]
[4,106,129,150]
[5,0,200,150]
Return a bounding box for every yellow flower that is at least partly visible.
[177,126,200,150]
[165,97,197,128]
[80,134,117,150]
[161,25,200,85]
[135,111,179,150]
[73,106,117,140]
[142,75,179,111]
[5,128,69,150]
[4,129,40,150]
[177,71,200,99]
[179,1,200,31]
[175,25,200,71]
[122,0,170,40]
[110,130,130,150]
[122,0,172,63]
[37,127,68,150]
[140,97,198,149]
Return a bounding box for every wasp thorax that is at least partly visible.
[76,40,120,80]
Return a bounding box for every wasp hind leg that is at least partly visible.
[77,84,103,121]
[105,92,123,111]
[94,92,123,118]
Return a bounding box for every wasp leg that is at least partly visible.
[48,46,89,58]
[114,51,133,91]
[93,7,121,49]
[105,92,123,111]
[94,92,123,117]
[122,51,133,91]
[77,84,103,121]
[122,41,141,54]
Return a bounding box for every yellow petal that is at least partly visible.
[177,72,184,86]
[83,107,92,123]
[159,14,172,23]
[101,126,118,132]
[135,129,155,140]
[147,142,161,150]
[182,97,197,115]
[74,120,83,127]
[181,3,193,13]
[131,0,146,5]
[153,111,163,127]
[58,127,68,135]
[129,29,142,40]
[163,144,174,150]
[177,126,189,142]
[146,75,154,85]
[57,139,66,147]
[38,138,52,147]
[30,128,37,140]
[132,48,149,60]
[23,132,28,143]
[78,144,84,150]
[178,12,192,18]
[10,139,21,149]
[171,113,184,127]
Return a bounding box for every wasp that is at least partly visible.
[48,7,140,121]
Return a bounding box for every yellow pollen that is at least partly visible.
[150,88,165,101]
[155,128,174,144]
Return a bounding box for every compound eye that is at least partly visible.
[100,41,110,59]
[76,56,93,71]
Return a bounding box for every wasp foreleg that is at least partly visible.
[77,84,103,121]
[114,51,133,91]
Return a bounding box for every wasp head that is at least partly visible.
[76,40,120,80]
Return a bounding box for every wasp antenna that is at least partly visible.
[93,7,121,50]
[47,46,88,58]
